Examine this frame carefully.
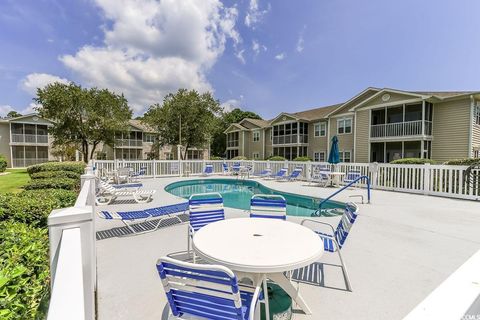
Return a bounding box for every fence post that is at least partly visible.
[179,159,183,177]
[153,159,157,178]
[369,162,379,189]
[424,163,431,195]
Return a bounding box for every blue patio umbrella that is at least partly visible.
[328,135,340,164]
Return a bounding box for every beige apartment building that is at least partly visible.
[225,88,480,162]
[0,114,208,168]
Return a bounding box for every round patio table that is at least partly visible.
[192,218,323,315]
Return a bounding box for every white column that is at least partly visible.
[422,100,425,136]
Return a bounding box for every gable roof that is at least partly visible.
[128,119,155,132]
[290,103,344,121]
[240,118,270,128]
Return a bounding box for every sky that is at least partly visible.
[1,0,480,119]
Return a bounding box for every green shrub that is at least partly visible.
[27,161,86,176]
[0,155,6,173]
[0,189,77,227]
[444,158,480,166]
[266,156,287,161]
[210,156,224,160]
[231,156,248,160]
[30,170,81,180]
[0,221,50,320]
[389,158,436,165]
[24,178,78,191]
[292,156,312,162]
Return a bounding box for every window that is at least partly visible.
[273,146,307,160]
[474,149,479,158]
[339,151,351,163]
[253,131,260,142]
[314,151,326,162]
[252,152,259,159]
[272,122,307,145]
[475,103,480,125]
[227,132,239,148]
[314,123,327,137]
[337,118,352,134]
[143,133,156,143]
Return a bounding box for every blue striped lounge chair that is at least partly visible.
[253,168,272,178]
[300,202,360,291]
[157,257,263,320]
[187,193,225,261]
[202,164,214,176]
[222,163,229,175]
[265,168,288,180]
[250,194,287,220]
[231,162,241,175]
[96,180,156,205]
[278,167,302,182]
[343,170,362,186]
[130,166,147,181]
[98,202,186,236]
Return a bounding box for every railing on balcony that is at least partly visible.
[226,140,239,148]
[11,133,48,143]
[370,120,432,138]
[12,158,49,168]
[114,139,143,147]
[272,134,308,145]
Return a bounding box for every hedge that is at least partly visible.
[24,178,78,191]
[0,155,6,173]
[444,158,480,166]
[292,156,312,162]
[389,158,436,165]
[231,156,248,160]
[0,189,77,227]
[266,156,287,161]
[30,170,81,180]
[210,156,224,160]
[0,221,50,320]
[27,161,86,176]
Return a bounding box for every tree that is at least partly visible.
[144,89,221,160]
[35,82,132,163]
[6,111,22,118]
[210,108,263,157]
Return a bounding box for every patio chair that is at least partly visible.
[156,256,263,320]
[253,168,272,178]
[222,163,229,175]
[343,170,362,186]
[250,194,287,220]
[96,180,156,205]
[300,202,360,291]
[116,167,130,184]
[231,162,241,175]
[98,202,186,236]
[264,168,288,180]
[202,164,214,176]
[310,168,331,187]
[187,192,225,261]
[130,166,147,181]
[278,167,302,182]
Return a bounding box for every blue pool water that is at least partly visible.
[165,179,345,217]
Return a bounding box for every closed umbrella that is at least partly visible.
[328,135,340,164]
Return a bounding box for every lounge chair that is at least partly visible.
[344,170,362,186]
[98,202,186,235]
[115,167,130,184]
[187,193,225,261]
[130,166,147,181]
[96,180,156,205]
[264,168,288,180]
[278,167,302,181]
[156,257,263,320]
[222,162,229,175]
[300,202,360,291]
[250,194,287,220]
[253,168,272,178]
[202,164,213,176]
[231,162,241,175]
[310,168,331,187]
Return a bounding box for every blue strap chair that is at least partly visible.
[279,167,302,181]
[344,170,362,185]
[222,163,229,175]
[250,194,287,220]
[157,257,262,320]
[202,164,214,176]
[188,193,225,261]
[130,166,147,181]
[300,202,360,291]
[265,168,287,180]
[231,162,241,175]
[254,168,271,178]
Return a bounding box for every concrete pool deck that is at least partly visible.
[95,176,480,319]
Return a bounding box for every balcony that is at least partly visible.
[114,139,143,148]
[226,140,239,148]
[370,120,432,139]
[272,134,308,145]
[11,134,48,144]
[12,158,49,168]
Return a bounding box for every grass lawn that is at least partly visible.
[0,169,30,193]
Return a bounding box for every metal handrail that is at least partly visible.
[312,175,370,216]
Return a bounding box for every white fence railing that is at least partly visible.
[47,164,96,320]
[370,120,433,138]
[93,160,480,201]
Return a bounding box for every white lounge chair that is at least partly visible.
[96,180,156,205]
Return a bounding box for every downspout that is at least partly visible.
[326,118,331,156]
[262,128,265,159]
[469,95,474,158]
[353,113,357,162]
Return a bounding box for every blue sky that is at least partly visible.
[1,0,479,119]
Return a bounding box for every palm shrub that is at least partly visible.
[0,221,50,320]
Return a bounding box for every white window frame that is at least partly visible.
[339,150,352,163]
[252,152,259,159]
[337,118,352,135]
[314,122,327,137]
[313,151,326,162]
[253,131,260,142]
[475,103,480,126]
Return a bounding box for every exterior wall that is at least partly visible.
[330,115,355,155]
[365,92,421,107]
[431,98,471,162]
[472,99,480,156]
[264,128,272,159]
[308,120,328,159]
[249,129,264,159]
[242,131,250,157]
[354,110,370,162]
[0,122,11,166]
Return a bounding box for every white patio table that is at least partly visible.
[328,171,345,187]
[192,218,324,316]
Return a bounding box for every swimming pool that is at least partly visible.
[165,178,345,217]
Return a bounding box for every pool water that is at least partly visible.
[165,178,345,217]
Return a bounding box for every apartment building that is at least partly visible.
[0,114,208,168]
[225,88,480,162]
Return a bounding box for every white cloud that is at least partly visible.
[0,103,40,118]
[21,73,69,96]
[220,98,242,112]
[252,39,267,56]
[0,105,14,117]
[296,25,306,53]
[59,0,240,112]
[235,49,246,64]
[275,52,286,60]
[245,0,270,29]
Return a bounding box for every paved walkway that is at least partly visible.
[95,176,480,320]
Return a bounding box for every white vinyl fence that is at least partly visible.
[93,160,480,201]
